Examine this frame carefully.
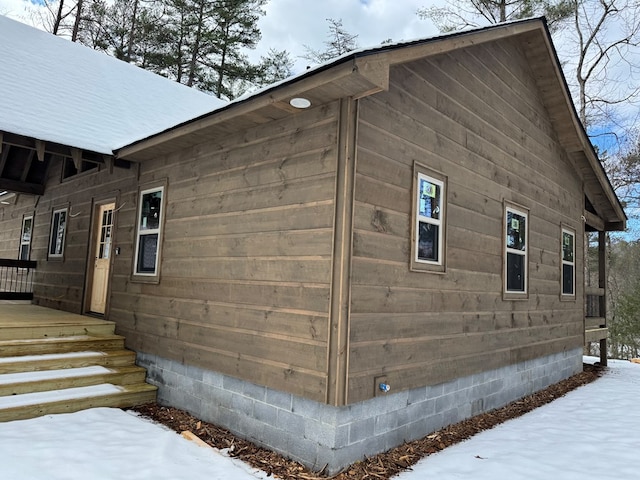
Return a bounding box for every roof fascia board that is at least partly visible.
[116,61,359,159]
[117,20,543,160]
[357,19,544,69]
[533,24,627,228]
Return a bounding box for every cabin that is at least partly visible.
[0,15,625,474]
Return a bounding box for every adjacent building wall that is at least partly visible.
[0,159,137,313]
[348,40,585,403]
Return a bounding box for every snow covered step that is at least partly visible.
[0,335,126,357]
[0,365,148,397]
[0,350,137,375]
[0,383,158,422]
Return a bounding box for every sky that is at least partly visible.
[0,0,637,232]
[0,356,637,479]
[0,0,441,73]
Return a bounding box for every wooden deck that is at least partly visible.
[0,302,113,326]
[0,301,156,421]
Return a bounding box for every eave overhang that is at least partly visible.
[0,131,119,196]
[115,17,625,231]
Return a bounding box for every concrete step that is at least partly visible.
[0,383,158,422]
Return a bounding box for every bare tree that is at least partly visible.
[565,0,640,128]
[417,0,574,32]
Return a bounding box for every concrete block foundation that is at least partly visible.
[137,348,582,474]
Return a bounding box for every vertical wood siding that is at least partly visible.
[348,41,584,403]
[110,102,340,402]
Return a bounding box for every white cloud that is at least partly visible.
[0,0,439,74]
[254,0,437,71]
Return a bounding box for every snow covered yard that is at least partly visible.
[402,357,639,479]
[0,357,637,480]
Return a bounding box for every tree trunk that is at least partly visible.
[71,0,83,42]
[125,0,140,62]
[53,0,65,35]
[187,0,205,87]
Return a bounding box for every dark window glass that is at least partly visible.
[507,252,525,292]
[563,264,574,295]
[19,217,32,261]
[417,221,439,262]
[563,232,574,262]
[49,210,67,256]
[137,234,158,273]
[140,191,162,231]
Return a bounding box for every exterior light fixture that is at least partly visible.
[289,97,311,109]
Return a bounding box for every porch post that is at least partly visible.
[598,231,608,366]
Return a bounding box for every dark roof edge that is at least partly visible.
[114,17,545,156]
[535,19,627,225]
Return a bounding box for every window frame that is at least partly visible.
[19,214,34,261]
[61,157,99,181]
[410,162,447,273]
[48,206,68,260]
[132,182,167,283]
[503,203,529,299]
[560,225,576,299]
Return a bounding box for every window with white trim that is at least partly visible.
[411,163,446,273]
[561,227,575,296]
[19,215,33,261]
[504,205,528,294]
[133,186,164,277]
[48,208,68,259]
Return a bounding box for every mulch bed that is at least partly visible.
[132,363,603,480]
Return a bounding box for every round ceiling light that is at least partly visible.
[289,97,311,109]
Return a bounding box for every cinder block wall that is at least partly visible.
[137,348,582,474]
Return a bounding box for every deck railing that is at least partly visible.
[0,259,37,300]
[585,286,607,343]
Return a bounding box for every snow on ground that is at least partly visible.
[0,407,270,480]
[0,357,637,479]
[402,357,639,479]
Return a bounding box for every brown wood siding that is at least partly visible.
[348,40,584,403]
[0,161,137,313]
[110,102,339,402]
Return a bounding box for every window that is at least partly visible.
[19,215,33,261]
[504,204,528,295]
[62,158,98,180]
[133,185,165,278]
[411,163,446,273]
[48,208,68,259]
[561,227,575,297]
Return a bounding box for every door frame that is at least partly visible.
[83,195,119,317]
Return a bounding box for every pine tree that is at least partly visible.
[302,18,359,64]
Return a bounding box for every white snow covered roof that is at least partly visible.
[0,15,225,154]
